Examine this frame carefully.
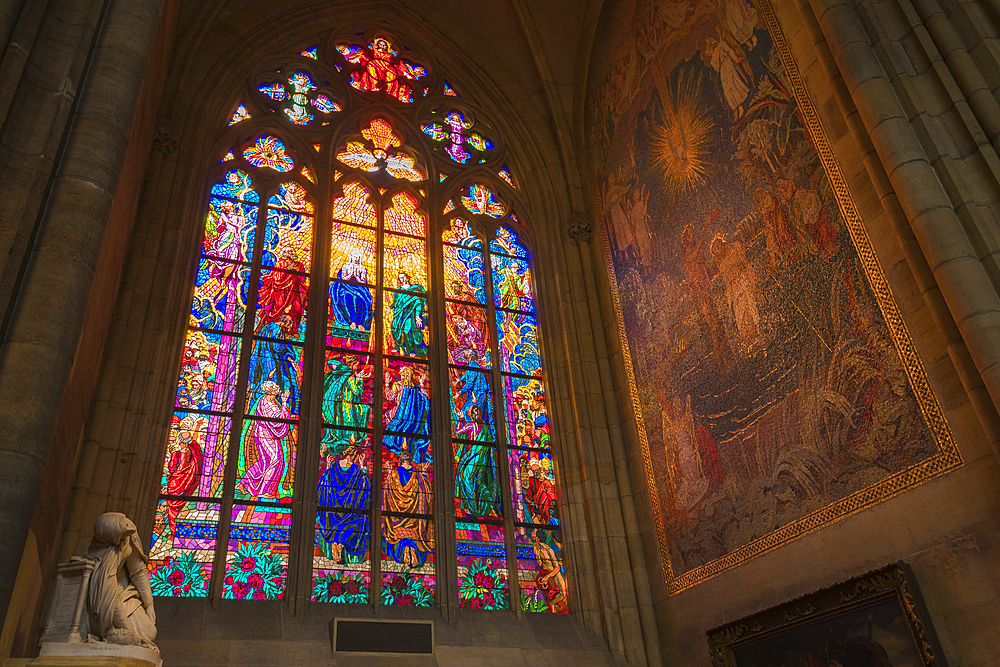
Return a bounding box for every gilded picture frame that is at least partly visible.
[706,563,945,667]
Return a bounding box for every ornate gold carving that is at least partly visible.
[591,0,962,594]
[782,603,816,622]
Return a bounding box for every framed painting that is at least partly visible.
[707,563,944,667]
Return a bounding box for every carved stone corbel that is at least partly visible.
[567,213,592,244]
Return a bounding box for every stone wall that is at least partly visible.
[155,599,623,667]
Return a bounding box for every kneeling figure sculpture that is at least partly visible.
[85,512,157,649]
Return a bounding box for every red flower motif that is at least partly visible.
[183,584,191,593]
[467,597,483,610]
[397,594,415,607]
[225,575,234,586]
[483,591,496,607]
[473,571,488,587]
[248,573,263,588]
[252,590,267,600]
[344,580,360,595]
[390,576,406,590]
[173,587,184,596]
[232,582,250,598]
[240,557,257,572]
[327,579,345,597]
[168,570,185,586]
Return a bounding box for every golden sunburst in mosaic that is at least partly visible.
[649,71,714,199]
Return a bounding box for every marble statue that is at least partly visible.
[84,512,158,650]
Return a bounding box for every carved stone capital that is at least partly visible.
[153,119,178,154]
[567,213,592,243]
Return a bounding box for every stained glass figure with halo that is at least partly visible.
[336,33,427,103]
[421,110,494,164]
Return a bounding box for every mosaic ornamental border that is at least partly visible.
[592,0,962,595]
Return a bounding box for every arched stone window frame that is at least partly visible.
[145,24,573,613]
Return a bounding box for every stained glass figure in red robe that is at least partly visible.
[256,249,307,336]
[336,34,427,103]
[165,415,204,531]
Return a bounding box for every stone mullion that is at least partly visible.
[284,179,328,612]
[370,195,385,611]
[293,167,334,609]
[209,185,270,602]
[429,198,456,617]
[480,237,523,617]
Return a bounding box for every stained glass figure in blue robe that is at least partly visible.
[383,366,431,464]
[330,249,373,331]
[252,315,301,406]
[317,445,371,562]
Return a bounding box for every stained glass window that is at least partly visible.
[421,110,494,165]
[154,28,564,614]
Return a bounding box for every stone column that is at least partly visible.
[0,0,162,627]
[789,0,1000,456]
[809,0,1000,428]
[0,0,102,323]
[575,218,663,667]
[0,0,25,55]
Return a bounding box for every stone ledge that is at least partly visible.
[31,641,162,667]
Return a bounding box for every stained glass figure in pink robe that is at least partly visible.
[239,381,291,499]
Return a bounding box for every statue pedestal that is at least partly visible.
[38,558,96,644]
[34,642,162,666]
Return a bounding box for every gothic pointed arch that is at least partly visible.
[150,27,567,614]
